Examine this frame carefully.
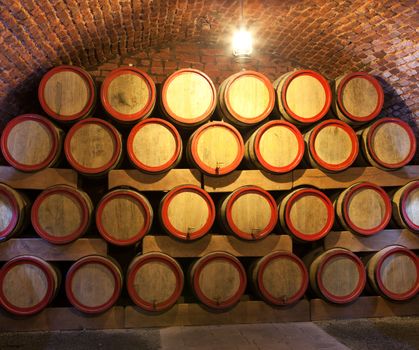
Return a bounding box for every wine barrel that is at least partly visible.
[65,255,123,314]
[333,72,384,125]
[366,246,418,301]
[307,248,366,304]
[161,68,217,127]
[96,189,153,246]
[0,183,29,242]
[274,70,331,125]
[249,251,308,306]
[127,252,184,312]
[218,70,275,127]
[0,255,60,315]
[64,118,122,176]
[1,114,63,172]
[159,185,215,241]
[278,188,334,242]
[127,118,182,174]
[335,182,391,236]
[245,120,304,173]
[38,65,96,122]
[190,252,246,310]
[391,181,419,233]
[305,119,359,172]
[187,121,244,176]
[359,118,416,170]
[101,67,156,123]
[219,186,277,240]
[31,185,93,244]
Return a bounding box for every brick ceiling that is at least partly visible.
[0,0,418,125]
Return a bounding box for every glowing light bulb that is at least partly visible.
[232,28,253,57]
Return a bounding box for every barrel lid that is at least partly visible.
[127,118,182,173]
[225,186,277,240]
[64,118,122,175]
[0,255,56,316]
[374,246,419,301]
[160,185,215,240]
[309,119,359,172]
[285,188,334,241]
[0,184,19,240]
[400,181,419,232]
[101,67,156,122]
[366,117,416,169]
[280,70,331,123]
[161,68,216,125]
[65,255,122,314]
[31,185,90,244]
[223,70,275,125]
[1,114,60,172]
[127,252,184,312]
[342,182,391,236]
[96,189,152,246]
[316,249,366,304]
[189,121,244,175]
[257,251,308,306]
[336,72,384,123]
[192,252,246,310]
[38,65,95,122]
[253,120,304,173]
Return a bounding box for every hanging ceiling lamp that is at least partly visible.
[232,0,253,57]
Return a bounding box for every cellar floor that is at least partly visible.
[0,316,417,350]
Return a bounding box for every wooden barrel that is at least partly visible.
[219,186,277,240]
[391,181,419,233]
[159,185,215,241]
[0,255,60,315]
[305,119,359,172]
[127,118,182,174]
[335,182,391,236]
[333,72,384,125]
[101,67,156,123]
[65,255,123,314]
[190,252,246,310]
[279,188,334,242]
[218,70,275,127]
[0,183,29,242]
[96,189,153,246]
[366,246,418,301]
[245,120,304,173]
[307,248,366,304]
[249,251,308,306]
[38,65,96,122]
[1,114,63,172]
[127,252,184,312]
[161,68,217,127]
[64,118,122,176]
[187,121,244,176]
[359,118,416,170]
[274,70,331,125]
[31,185,93,244]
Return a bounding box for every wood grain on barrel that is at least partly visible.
[405,187,419,226]
[341,77,378,118]
[6,120,53,166]
[44,71,90,117]
[379,253,417,295]
[289,195,328,235]
[313,125,353,165]
[0,192,13,232]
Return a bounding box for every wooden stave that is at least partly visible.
[189,251,247,310]
[96,188,153,246]
[65,255,123,314]
[100,66,156,124]
[334,182,392,236]
[126,252,184,312]
[0,255,60,316]
[391,181,419,233]
[31,185,93,244]
[38,65,96,123]
[366,245,418,301]
[127,118,183,174]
